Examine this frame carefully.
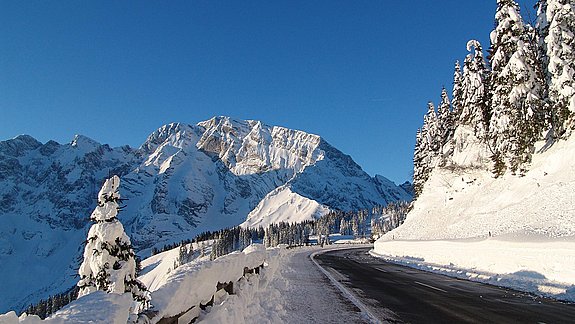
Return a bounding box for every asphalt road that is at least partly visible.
[314,247,575,324]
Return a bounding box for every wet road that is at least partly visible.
[314,247,575,323]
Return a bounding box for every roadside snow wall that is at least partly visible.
[0,244,283,324]
[142,244,282,324]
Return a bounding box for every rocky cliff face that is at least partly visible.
[0,116,412,312]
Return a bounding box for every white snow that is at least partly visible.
[0,292,133,324]
[372,238,575,301]
[375,135,575,301]
[241,185,332,228]
[134,242,285,323]
[201,246,369,323]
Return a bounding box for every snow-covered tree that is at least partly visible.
[452,60,464,119]
[448,40,493,169]
[488,0,547,175]
[413,128,426,196]
[438,87,454,150]
[460,40,491,138]
[538,0,575,137]
[413,101,443,195]
[424,101,441,154]
[77,176,149,308]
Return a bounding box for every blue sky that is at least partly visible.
[0,1,538,184]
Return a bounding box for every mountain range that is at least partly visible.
[0,116,411,312]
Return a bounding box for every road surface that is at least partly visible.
[314,247,575,323]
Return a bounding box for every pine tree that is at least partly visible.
[488,0,546,175]
[413,128,427,196]
[460,40,491,138]
[77,176,149,309]
[452,60,464,119]
[447,40,493,169]
[437,87,454,154]
[424,101,441,154]
[538,0,575,137]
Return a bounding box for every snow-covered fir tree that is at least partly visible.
[449,40,493,169]
[413,128,426,196]
[488,0,547,175]
[413,102,440,196]
[77,175,149,308]
[538,0,575,137]
[437,87,454,158]
[425,101,442,154]
[460,39,491,138]
[452,60,464,120]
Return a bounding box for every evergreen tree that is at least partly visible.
[77,176,149,309]
[460,39,491,138]
[413,128,427,196]
[452,60,464,120]
[488,0,546,175]
[424,101,441,154]
[438,87,454,152]
[538,0,575,137]
[413,102,440,196]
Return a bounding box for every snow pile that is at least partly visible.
[141,243,283,323]
[0,243,285,323]
[374,136,575,301]
[0,292,133,324]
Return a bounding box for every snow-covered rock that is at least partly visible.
[0,116,411,313]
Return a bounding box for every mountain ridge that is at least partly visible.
[0,116,412,312]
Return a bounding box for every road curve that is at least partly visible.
[314,247,575,324]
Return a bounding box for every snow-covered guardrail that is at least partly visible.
[138,244,282,324]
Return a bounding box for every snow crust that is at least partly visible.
[375,135,575,301]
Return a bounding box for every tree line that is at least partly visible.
[414,0,575,196]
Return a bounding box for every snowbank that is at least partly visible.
[0,244,284,324]
[372,238,575,301]
[143,244,283,323]
[0,292,133,324]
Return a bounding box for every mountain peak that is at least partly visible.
[0,135,42,157]
[139,123,197,153]
[71,134,101,150]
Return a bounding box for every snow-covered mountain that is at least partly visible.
[0,116,411,313]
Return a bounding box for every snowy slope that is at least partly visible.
[374,136,575,301]
[0,116,411,313]
[241,186,331,228]
[382,136,575,240]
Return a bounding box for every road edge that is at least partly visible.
[310,246,382,324]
